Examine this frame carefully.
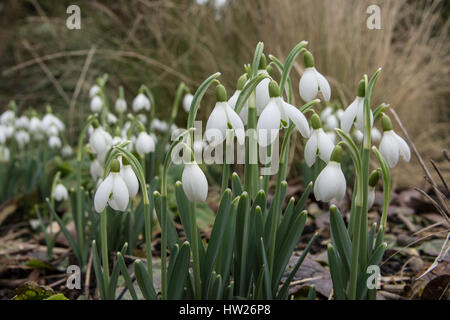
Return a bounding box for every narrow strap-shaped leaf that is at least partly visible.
[235,192,250,297]
[167,243,180,285]
[357,242,387,299]
[259,238,273,299]
[327,244,346,300]
[276,233,317,299]
[278,41,308,93]
[235,73,271,114]
[47,199,82,265]
[153,191,178,249]
[202,189,232,291]
[294,181,313,212]
[211,274,222,300]
[329,206,352,275]
[107,243,129,299]
[251,42,264,78]
[373,103,389,122]
[231,172,243,197]
[134,260,157,300]
[254,265,266,300]
[168,242,191,300]
[367,223,377,257]
[307,285,316,300]
[116,253,138,300]
[224,281,234,300]
[275,197,295,252]
[272,211,307,291]
[91,240,106,300]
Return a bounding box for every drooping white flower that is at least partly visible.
[340,80,374,133]
[94,160,129,212]
[0,125,14,138]
[257,81,310,147]
[205,85,245,146]
[135,131,155,154]
[304,114,335,167]
[378,114,410,168]
[299,51,331,102]
[89,85,100,98]
[255,70,271,115]
[90,158,104,180]
[120,161,139,198]
[107,113,117,125]
[132,93,151,112]
[48,135,62,149]
[42,114,65,132]
[90,96,103,113]
[0,110,15,125]
[29,117,42,133]
[151,118,169,132]
[16,116,29,129]
[314,146,346,202]
[15,130,30,148]
[89,125,112,157]
[181,162,208,202]
[62,145,72,157]
[53,184,69,202]
[0,147,10,162]
[46,125,59,137]
[183,93,194,113]
[115,98,127,113]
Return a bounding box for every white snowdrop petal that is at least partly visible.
[394,132,411,162]
[108,174,129,211]
[368,187,375,209]
[183,94,194,113]
[379,131,399,168]
[282,101,310,138]
[341,98,359,133]
[182,163,208,202]
[255,72,270,115]
[225,104,245,145]
[299,68,318,102]
[256,99,281,147]
[304,130,318,167]
[315,69,331,101]
[206,103,228,146]
[121,165,139,198]
[94,175,113,213]
[317,129,335,163]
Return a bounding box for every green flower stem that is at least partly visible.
[161,194,168,300]
[75,114,97,268]
[190,201,202,299]
[100,209,109,294]
[244,92,258,198]
[221,130,233,192]
[349,204,362,300]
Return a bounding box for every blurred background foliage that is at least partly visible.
[0,0,448,187]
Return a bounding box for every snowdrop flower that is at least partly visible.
[354,127,381,143]
[183,93,194,113]
[181,162,208,202]
[90,95,103,113]
[320,107,333,122]
[304,113,335,167]
[94,159,129,212]
[379,114,410,168]
[255,55,271,115]
[15,130,30,148]
[42,113,65,132]
[314,146,346,202]
[228,74,249,124]
[0,147,10,162]
[0,110,15,125]
[341,80,373,133]
[205,84,245,146]
[89,85,100,98]
[53,184,69,202]
[120,158,139,198]
[135,131,155,154]
[46,125,59,137]
[89,122,112,157]
[324,114,339,130]
[0,125,14,138]
[138,114,147,124]
[16,116,29,129]
[62,145,72,157]
[48,135,62,149]
[257,81,310,146]
[115,98,127,113]
[90,158,104,180]
[107,113,117,125]
[151,118,169,132]
[132,93,151,112]
[299,51,331,102]
[29,117,42,133]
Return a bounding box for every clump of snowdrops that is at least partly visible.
[33,40,410,300]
